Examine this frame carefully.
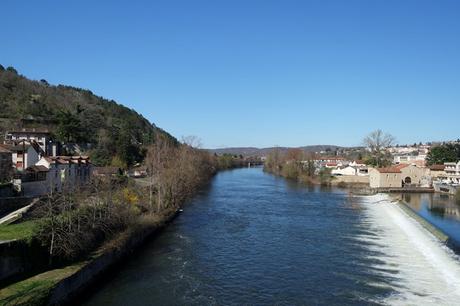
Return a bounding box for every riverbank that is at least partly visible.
[0,207,179,305]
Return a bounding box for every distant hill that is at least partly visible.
[209,145,344,157]
[0,65,176,166]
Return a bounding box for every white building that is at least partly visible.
[332,166,357,176]
[393,154,427,166]
[20,156,92,196]
[9,141,42,171]
[332,165,369,176]
[444,162,460,184]
[5,128,59,156]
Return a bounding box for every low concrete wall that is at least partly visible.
[0,197,36,218]
[332,175,369,185]
[377,187,434,193]
[396,202,449,243]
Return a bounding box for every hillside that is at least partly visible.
[0,65,176,167]
[209,145,344,157]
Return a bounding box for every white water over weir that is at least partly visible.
[360,194,460,305]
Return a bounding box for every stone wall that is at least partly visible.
[332,175,369,185]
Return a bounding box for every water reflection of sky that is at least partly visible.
[392,193,460,246]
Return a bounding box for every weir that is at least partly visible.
[360,194,460,305]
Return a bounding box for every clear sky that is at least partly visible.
[2,0,459,148]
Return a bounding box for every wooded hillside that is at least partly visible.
[0,65,176,167]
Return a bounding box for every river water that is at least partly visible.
[82,168,460,305]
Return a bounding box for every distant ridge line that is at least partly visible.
[208,145,347,157]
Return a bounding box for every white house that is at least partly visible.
[9,141,42,171]
[444,161,460,184]
[393,154,427,167]
[5,128,59,156]
[20,156,92,196]
[332,166,357,176]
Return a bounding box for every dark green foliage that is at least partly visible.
[0,66,176,166]
[426,143,460,165]
[55,110,87,143]
[6,66,17,74]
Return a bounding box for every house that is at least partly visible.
[369,164,429,188]
[5,128,60,156]
[349,160,366,167]
[428,164,446,179]
[393,153,426,167]
[19,155,93,195]
[0,145,13,182]
[128,165,148,178]
[369,167,402,188]
[444,161,460,184]
[17,165,50,196]
[444,161,460,176]
[8,141,42,171]
[332,166,357,176]
[399,164,429,186]
[324,162,339,169]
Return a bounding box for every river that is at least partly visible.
[82,167,460,305]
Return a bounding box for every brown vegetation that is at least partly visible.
[24,137,216,264]
[264,148,333,186]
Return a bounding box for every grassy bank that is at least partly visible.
[0,220,38,242]
[0,209,177,305]
[0,264,83,306]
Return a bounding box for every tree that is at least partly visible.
[363,130,395,167]
[286,148,303,161]
[303,159,316,177]
[6,66,17,74]
[264,147,282,174]
[426,143,460,165]
[55,110,85,143]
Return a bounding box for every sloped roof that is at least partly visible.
[376,167,402,173]
[26,165,49,172]
[429,164,445,171]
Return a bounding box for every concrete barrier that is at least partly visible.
[396,201,449,243]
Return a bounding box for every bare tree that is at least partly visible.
[264,147,283,174]
[363,129,395,167]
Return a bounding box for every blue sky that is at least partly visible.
[2,0,459,148]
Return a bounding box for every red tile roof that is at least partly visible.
[376,167,402,173]
[429,164,445,171]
